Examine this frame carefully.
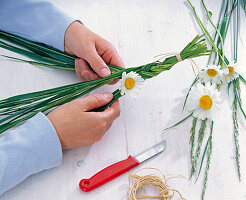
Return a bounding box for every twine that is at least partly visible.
[129,168,186,200]
[176,53,183,62]
[154,52,200,77]
[154,52,182,61]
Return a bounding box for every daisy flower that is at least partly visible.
[223,61,241,83]
[186,83,221,120]
[119,71,144,97]
[200,65,223,84]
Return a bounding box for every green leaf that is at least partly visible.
[241,0,246,15]
[234,82,246,120]
[201,121,213,200]
[190,119,207,177]
[0,41,74,68]
[164,113,193,130]
[182,77,198,111]
[233,81,241,180]
[239,75,246,85]
[1,55,74,70]
[228,81,232,96]
[196,121,213,182]
[190,117,197,179]
[0,31,75,64]
[188,0,227,67]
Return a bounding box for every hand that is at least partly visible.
[47,93,120,149]
[64,21,124,83]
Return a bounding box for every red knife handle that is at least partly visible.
[79,155,140,192]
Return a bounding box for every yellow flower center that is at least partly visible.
[228,66,234,74]
[207,69,217,77]
[125,78,135,89]
[199,95,213,110]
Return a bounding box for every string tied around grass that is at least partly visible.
[154,52,200,78]
[176,53,183,62]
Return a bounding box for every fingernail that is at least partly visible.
[104,93,112,100]
[100,68,110,77]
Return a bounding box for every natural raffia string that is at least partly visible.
[154,52,200,77]
[175,53,183,62]
[129,168,186,200]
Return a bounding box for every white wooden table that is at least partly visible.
[1,0,246,199]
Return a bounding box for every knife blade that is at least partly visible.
[79,140,166,192]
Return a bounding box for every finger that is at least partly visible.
[98,43,125,68]
[101,100,120,122]
[108,50,125,68]
[78,93,113,111]
[104,121,113,133]
[75,59,84,81]
[103,48,125,85]
[85,44,111,78]
[75,59,100,81]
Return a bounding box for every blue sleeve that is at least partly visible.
[0,0,75,51]
[0,112,62,196]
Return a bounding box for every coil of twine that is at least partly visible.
[129,168,186,200]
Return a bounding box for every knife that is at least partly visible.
[79,140,167,192]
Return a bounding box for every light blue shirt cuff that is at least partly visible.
[0,0,76,51]
[0,112,62,196]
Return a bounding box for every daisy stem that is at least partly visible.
[201,0,225,66]
[187,0,227,67]
[182,77,199,111]
[233,0,239,62]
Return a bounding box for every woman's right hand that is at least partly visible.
[47,92,120,149]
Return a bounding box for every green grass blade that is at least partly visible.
[201,0,225,62]
[182,77,198,111]
[187,0,227,67]
[201,121,213,200]
[0,30,75,64]
[239,75,246,85]
[190,117,197,179]
[233,80,241,181]
[191,119,207,177]
[233,1,239,62]
[241,0,246,14]
[164,113,193,130]
[0,41,74,67]
[235,88,246,120]
[228,81,232,97]
[196,121,213,182]
[1,55,74,70]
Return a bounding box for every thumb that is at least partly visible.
[85,46,111,77]
[80,93,113,111]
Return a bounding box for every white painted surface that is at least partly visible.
[0,0,246,199]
